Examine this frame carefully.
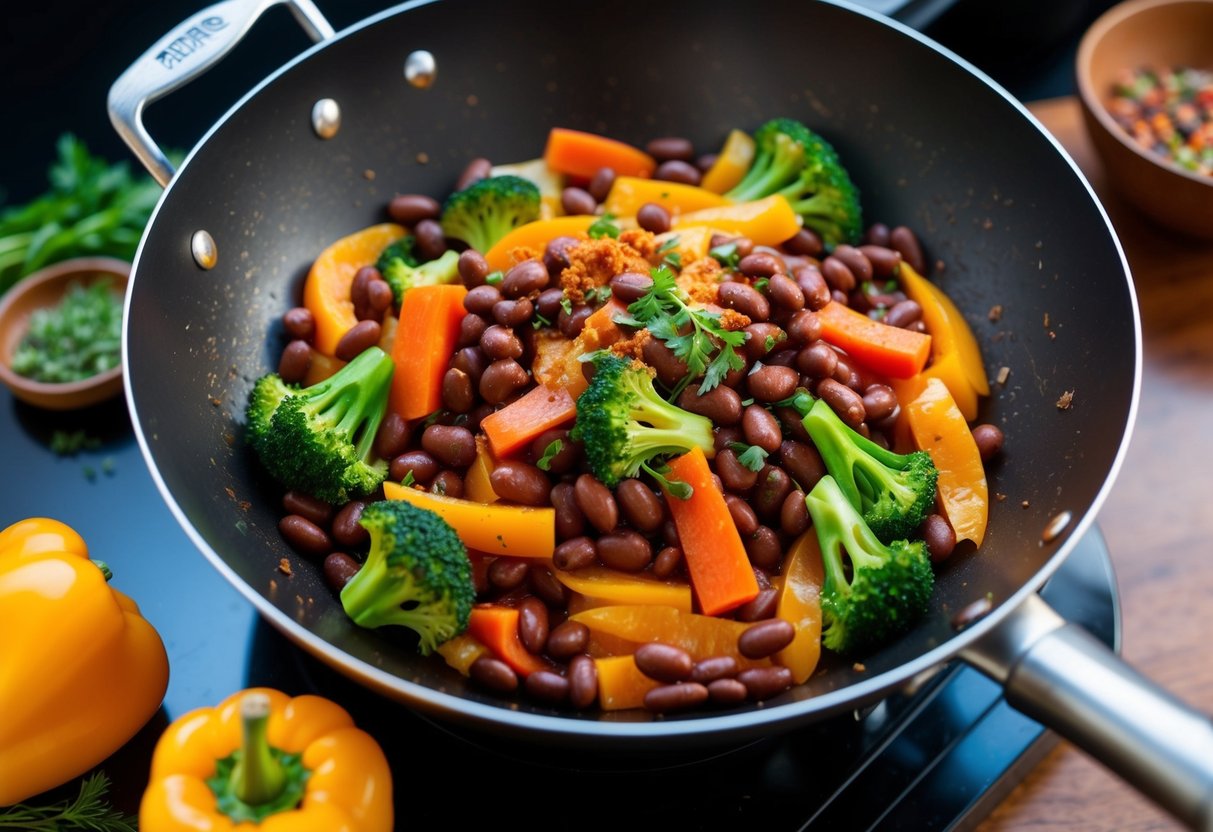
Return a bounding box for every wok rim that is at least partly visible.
[122,0,1142,738]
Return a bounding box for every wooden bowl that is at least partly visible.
[1077,0,1213,238]
[0,258,130,410]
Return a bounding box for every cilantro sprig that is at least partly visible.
[729,442,770,473]
[614,265,745,396]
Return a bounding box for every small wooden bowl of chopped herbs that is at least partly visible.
[0,258,129,410]
[1077,0,1213,238]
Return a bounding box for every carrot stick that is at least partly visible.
[466,606,550,677]
[480,384,577,459]
[662,447,759,616]
[543,128,657,180]
[817,300,932,379]
[388,284,467,420]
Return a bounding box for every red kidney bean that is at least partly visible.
[597,529,652,572]
[282,490,333,526]
[641,336,691,388]
[745,526,783,571]
[739,619,796,659]
[862,384,898,422]
[561,186,597,216]
[350,266,377,317]
[718,282,770,322]
[646,136,695,161]
[783,227,825,257]
[890,225,927,274]
[817,378,866,428]
[456,157,492,192]
[723,493,760,537]
[421,424,476,468]
[525,670,569,704]
[821,256,857,292]
[451,347,487,388]
[334,320,381,361]
[831,244,873,283]
[527,563,567,607]
[753,466,794,518]
[543,235,580,277]
[635,643,694,683]
[568,654,598,709]
[742,404,782,453]
[780,489,810,537]
[551,483,586,540]
[457,249,490,286]
[492,298,534,327]
[536,287,565,321]
[775,406,812,444]
[557,305,592,338]
[277,339,311,383]
[832,355,864,392]
[645,682,709,713]
[388,193,440,225]
[488,557,529,591]
[738,666,794,700]
[489,460,550,506]
[502,259,550,298]
[710,233,754,258]
[766,274,804,313]
[793,265,832,311]
[717,449,760,493]
[797,341,838,379]
[738,252,784,278]
[470,655,518,693]
[652,545,683,579]
[972,424,1005,461]
[532,429,579,476]
[363,279,393,322]
[588,167,616,203]
[441,367,475,413]
[574,474,618,534]
[654,160,700,185]
[831,289,849,305]
[283,307,315,342]
[464,285,502,316]
[763,348,798,370]
[859,244,902,277]
[323,552,360,592]
[743,323,785,361]
[677,384,742,426]
[457,313,488,348]
[553,537,597,573]
[279,515,332,557]
[707,678,749,705]
[479,325,523,361]
[331,500,369,549]
[609,271,654,304]
[883,299,923,329]
[865,223,892,247]
[697,153,718,171]
[690,656,739,684]
[517,596,550,654]
[413,218,447,261]
[747,364,799,403]
[637,202,672,234]
[714,426,743,453]
[615,479,665,532]
[430,470,464,498]
[546,620,590,660]
[785,309,822,346]
[922,513,957,563]
[390,450,438,485]
[479,358,529,403]
[735,588,780,622]
[662,520,682,548]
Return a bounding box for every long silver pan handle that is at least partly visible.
[962,593,1213,830]
[108,0,334,186]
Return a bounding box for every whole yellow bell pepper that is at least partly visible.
[141,688,393,832]
[0,517,169,806]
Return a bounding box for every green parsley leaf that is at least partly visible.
[730,442,769,472]
[401,470,416,488]
[709,242,741,269]
[643,461,693,500]
[753,278,769,293]
[588,213,621,239]
[532,312,552,330]
[485,271,504,285]
[656,235,681,255]
[536,438,564,471]
[662,251,683,270]
[559,296,574,315]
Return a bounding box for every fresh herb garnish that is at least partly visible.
[645,460,693,500]
[532,312,552,330]
[536,438,564,471]
[49,429,102,455]
[709,242,741,270]
[753,277,770,293]
[401,470,416,488]
[614,265,745,395]
[730,442,769,472]
[584,285,613,305]
[0,772,136,831]
[485,271,504,285]
[656,236,680,256]
[662,251,683,270]
[559,296,574,316]
[763,333,780,353]
[587,213,621,240]
[11,279,121,383]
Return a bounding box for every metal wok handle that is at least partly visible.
[962,593,1213,829]
[108,0,335,186]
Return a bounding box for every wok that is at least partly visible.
[109,0,1213,825]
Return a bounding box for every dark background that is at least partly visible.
[2,0,1119,205]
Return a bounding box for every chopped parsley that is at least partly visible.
[536,438,564,471]
[485,271,504,285]
[709,242,741,270]
[730,442,770,472]
[588,213,621,239]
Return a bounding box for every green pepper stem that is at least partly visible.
[229,693,286,806]
[90,559,113,581]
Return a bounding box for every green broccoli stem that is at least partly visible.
[805,476,885,593]
[803,398,905,510]
[229,693,287,807]
[302,347,394,462]
[339,550,405,629]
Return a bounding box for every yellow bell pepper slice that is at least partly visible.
[484,215,596,271]
[571,605,771,668]
[655,226,714,264]
[554,566,693,612]
[903,378,989,547]
[463,437,499,504]
[602,177,730,217]
[671,195,800,247]
[436,633,489,676]
[594,655,659,711]
[700,129,757,194]
[774,530,825,684]
[383,481,555,557]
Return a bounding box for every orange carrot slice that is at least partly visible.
[543,128,657,180]
[388,284,467,420]
[817,300,932,379]
[480,384,577,459]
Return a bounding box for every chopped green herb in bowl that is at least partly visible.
[11,279,122,383]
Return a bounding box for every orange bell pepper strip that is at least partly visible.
[594,655,659,711]
[139,688,392,832]
[903,378,989,546]
[571,605,772,668]
[700,129,756,194]
[463,437,500,504]
[303,223,407,357]
[480,384,577,459]
[388,284,467,420]
[436,632,489,676]
[484,215,597,272]
[553,566,693,612]
[602,177,730,217]
[662,447,759,615]
[532,299,626,396]
[543,127,657,179]
[467,606,551,677]
[817,300,933,379]
[774,530,825,684]
[383,481,555,557]
[671,195,800,247]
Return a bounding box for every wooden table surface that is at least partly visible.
[974,97,1213,831]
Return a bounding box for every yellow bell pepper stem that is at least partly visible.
[230,693,287,808]
[91,558,113,580]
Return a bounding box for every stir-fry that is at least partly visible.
[247,118,999,713]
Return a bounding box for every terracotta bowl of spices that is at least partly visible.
[1077,0,1213,238]
[0,257,130,410]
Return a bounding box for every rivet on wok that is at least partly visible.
[191,230,217,270]
[1042,510,1073,544]
[404,50,437,89]
[312,98,341,139]
[951,595,994,631]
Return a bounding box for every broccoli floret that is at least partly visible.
[246,346,394,504]
[375,236,419,274]
[571,353,715,495]
[439,175,541,254]
[725,118,863,248]
[379,249,461,305]
[806,474,935,655]
[339,500,474,655]
[803,397,937,542]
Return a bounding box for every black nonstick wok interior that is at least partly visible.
[124,0,1137,745]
